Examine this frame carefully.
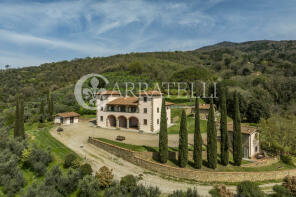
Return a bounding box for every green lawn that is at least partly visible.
[27,124,79,164]
[96,138,294,172]
[165,96,205,106]
[97,138,203,152]
[169,108,207,134]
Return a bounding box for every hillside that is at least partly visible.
[0,40,296,122]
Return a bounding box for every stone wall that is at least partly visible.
[88,137,296,182]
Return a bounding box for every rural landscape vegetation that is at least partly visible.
[0,40,296,196]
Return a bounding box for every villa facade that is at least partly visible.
[96,90,173,133]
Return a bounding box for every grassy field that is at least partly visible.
[169,108,207,134]
[26,123,79,164]
[165,96,205,106]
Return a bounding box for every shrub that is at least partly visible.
[237,181,266,197]
[281,154,294,166]
[57,168,82,196]
[29,145,52,166]
[33,162,46,176]
[169,188,200,197]
[78,175,100,197]
[95,166,114,188]
[21,147,32,165]
[79,163,93,177]
[283,175,296,196]
[131,184,161,197]
[71,158,81,169]
[63,153,77,168]
[271,185,291,197]
[209,185,234,197]
[120,175,137,192]
[103,182,129,197]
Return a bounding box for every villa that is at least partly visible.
[96,90,174,133]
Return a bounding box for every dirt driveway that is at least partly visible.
[57,119,205,147]
[50,119,276,196]
[50,119,216,196]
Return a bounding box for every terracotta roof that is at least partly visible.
[199,104,211,110]
[97,90,120,95]
[165,101,174,106]
[55,112,80,118]
[137,90,162,96]
[192,104,215,110]
[226,123,257,135]
[107,97,139,106]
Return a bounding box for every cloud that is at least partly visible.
[0,0,296,67]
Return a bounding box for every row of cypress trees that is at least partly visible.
[159,87,243,169]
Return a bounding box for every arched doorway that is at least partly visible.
[107,115,116,127]
[129,117,139,129]
[118,116,127,128]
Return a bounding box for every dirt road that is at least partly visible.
[50,120,277,196]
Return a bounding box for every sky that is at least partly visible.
[0,0,296,68]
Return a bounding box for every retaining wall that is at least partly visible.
[88,137,296,182]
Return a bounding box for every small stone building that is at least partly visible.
[227,124,260,159]
[191,104,216,120]
[54,112,80,125]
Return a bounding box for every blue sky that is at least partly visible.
[0,0,296,68]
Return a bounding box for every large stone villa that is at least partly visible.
[96,90,174,133]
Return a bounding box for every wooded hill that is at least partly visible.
[1,40,296,120]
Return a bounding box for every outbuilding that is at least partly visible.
[54,112,80,125]
[227,124,260,159]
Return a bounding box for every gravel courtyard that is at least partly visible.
[50,119,276,195]
[57,119,205,148]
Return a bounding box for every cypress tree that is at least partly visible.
[159,98,168,163]
[193,97,203,169]
[14,95,20,138]
[40,99,45,123]
[233,92,242,166]
[207,98,217,169]
[220,87,229,166]
[178,110,188,168]
[50,94,54,116]
[47,92,54,121]
[47,92,51,120]
[19,98,25,139]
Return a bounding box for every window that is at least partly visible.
[119,106,126,112]
[101,107,103,111]
[143,97,147,102]
[100,116,103,121]
[144,119,147,125]
[130,107,137,113]
[157,119,159,124]
[157,108,159,113]
[100,96,105,101]
[255,146,258,152]
[144,108,147,113]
